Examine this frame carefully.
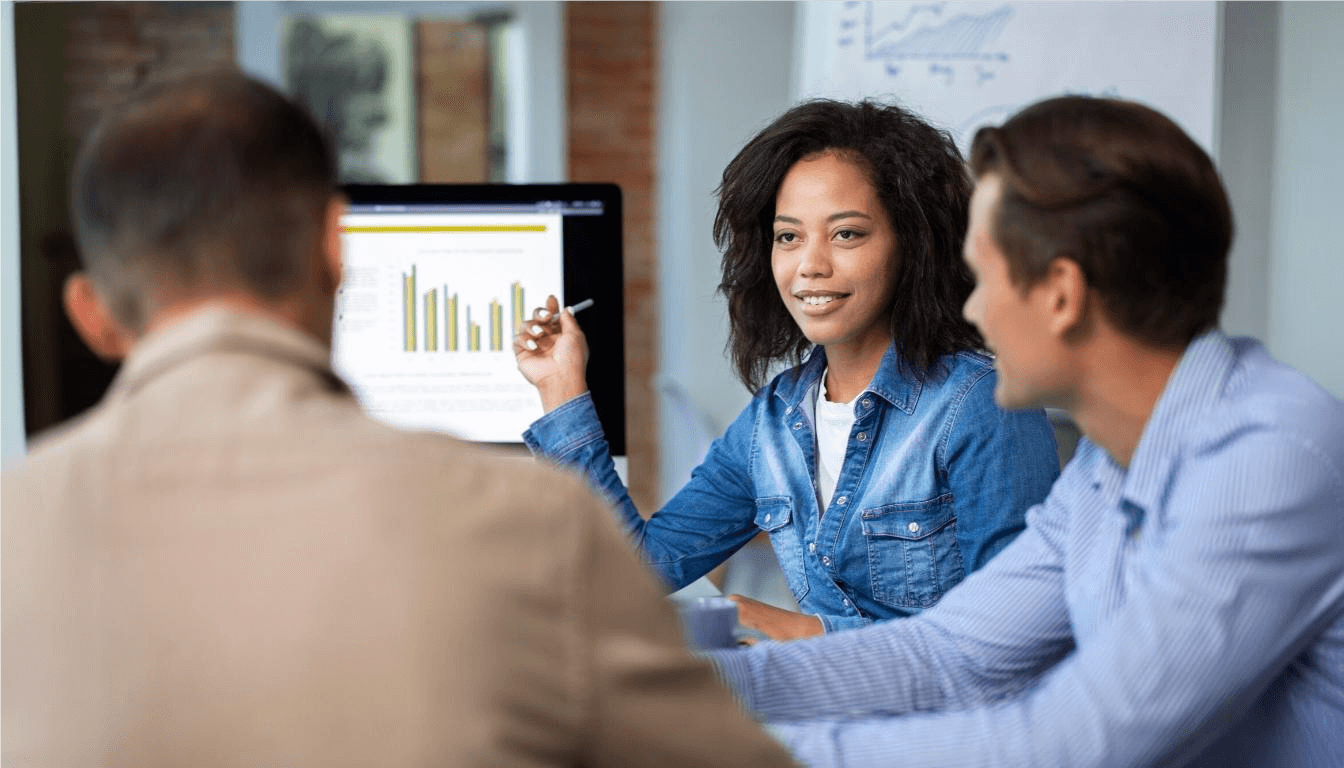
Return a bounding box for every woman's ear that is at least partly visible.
[63,272,133,361]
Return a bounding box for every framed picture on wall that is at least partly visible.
[282,14,417,183]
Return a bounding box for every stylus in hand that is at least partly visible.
[522,298,592,351]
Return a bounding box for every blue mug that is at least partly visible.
[677,596,740,650]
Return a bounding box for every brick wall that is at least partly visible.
[64,2,235,144]
[417,20,489,182]
[566,2,660,515]
[16,2,235,434]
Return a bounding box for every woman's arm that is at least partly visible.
[516,298,764,590]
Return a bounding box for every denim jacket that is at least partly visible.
[524,343,1060,632]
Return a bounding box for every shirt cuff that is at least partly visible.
[818,612,872,633]
[521,391,604,459]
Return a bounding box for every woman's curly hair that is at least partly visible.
[715,99,982,392]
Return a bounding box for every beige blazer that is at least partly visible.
[2,309,795,767]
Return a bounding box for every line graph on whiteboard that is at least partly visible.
[838,2,1013,81]
[804,1,1218,154]
[862,3,1011,61]
[828,1,1021,143]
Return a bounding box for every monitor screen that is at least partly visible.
[333,183,626,454]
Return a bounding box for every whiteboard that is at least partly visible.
[796,1,1218,155]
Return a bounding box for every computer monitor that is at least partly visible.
[333,183,626,457]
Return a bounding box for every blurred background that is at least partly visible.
[3,1,1342,534]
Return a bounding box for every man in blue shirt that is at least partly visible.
[708,95,1344,767]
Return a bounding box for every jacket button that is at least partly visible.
[808,542,816,553]
[822,556,831,566]
[764,514,772,523]
[836,496,847,505]
[793,422,803,430]
[856,432,867,442]
[861,398,872,409]
[907,521,920,533]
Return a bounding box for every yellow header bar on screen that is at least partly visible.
[342,225,547,233]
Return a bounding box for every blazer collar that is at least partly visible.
[108,307,346,400]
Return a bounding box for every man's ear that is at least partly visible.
[63,272,133,361]
[318,195,345,293]
[1041,257,1091,341]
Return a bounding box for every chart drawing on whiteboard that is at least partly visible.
[835,2,1015,89]
[854,2,1012,63]
[801,1,1218,155]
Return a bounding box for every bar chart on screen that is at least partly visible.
[397,267,532,353]
[332,211,564,441]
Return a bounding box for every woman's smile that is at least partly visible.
[794,291,850,313]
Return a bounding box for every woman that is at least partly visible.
[514,99,1060,640]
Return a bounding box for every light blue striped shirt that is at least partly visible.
[710,331,1344,767]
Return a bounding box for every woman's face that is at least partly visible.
[771,152,899,359]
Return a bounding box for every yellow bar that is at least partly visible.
[403,267,418,352]
[342,225,547,233]
[425,289,437,351]
[511,281,524,337]
[467,306,478,352]
[490,300,503,351]
[446,290,458,352]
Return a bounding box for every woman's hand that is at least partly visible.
[513,294,591,413]
[727,594,824,641]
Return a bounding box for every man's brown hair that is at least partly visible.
[970,96,1232,349]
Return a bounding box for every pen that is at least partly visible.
[566,298,595,314]
[523,298,594,351]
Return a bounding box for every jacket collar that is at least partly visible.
[108,307,346,400]
[774,342,924,415]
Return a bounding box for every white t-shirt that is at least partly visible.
[815,369,858,512]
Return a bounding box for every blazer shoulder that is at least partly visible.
[383,428,602,513]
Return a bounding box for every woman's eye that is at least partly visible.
[835,229,863,241]
[774,231,797,244]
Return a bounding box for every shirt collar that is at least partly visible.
[1115,330,1237,517]
[774,342,924,415]
[108,307,344,400]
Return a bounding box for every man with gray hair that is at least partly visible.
[2,69,796,768]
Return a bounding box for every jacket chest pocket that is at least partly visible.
[755,497,810,604]
[860,495,964,609]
